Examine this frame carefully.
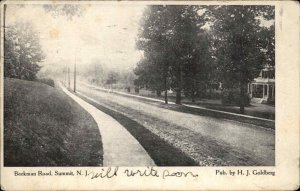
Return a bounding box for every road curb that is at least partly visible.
[84,83,275,130]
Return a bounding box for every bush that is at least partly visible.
[221,89,250,106]
[37,78,55,87]
[204,90,221,99]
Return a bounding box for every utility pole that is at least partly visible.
[4,4,6,38]
[74,56,76,92]
[63,68,65,86]
[68,66,70,89]
[4,4,7,68]
[65,66,67,86]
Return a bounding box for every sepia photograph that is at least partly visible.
[2,0,300,190]
[3,2,277,167]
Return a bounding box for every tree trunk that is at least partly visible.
[175,65,182,105]
[74,62,76,92]
[191,78,195,102]
[156,89,161,97]
[176,89,181,104]
[209,84,213,98]
[240,82,245,114]
[164,74,168,104]
[191,92,195,102]
[68,67,70,89]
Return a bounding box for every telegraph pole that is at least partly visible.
[62,68,64,85]
[4,4,6,38]
[4,4,7,68]
[68,66,70,89]
[74,56,76,92]
[65,66,67,86]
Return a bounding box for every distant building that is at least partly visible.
[248,66,275,104]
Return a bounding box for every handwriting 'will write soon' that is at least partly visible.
[83,167,198,180]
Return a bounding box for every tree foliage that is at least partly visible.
[4,22,45,80]
[134,5,274,110]
[134,57,165,92]
[135,5,174,101]
[43,4,84,20]
[80,61,136,90]
[207,5,275,112]
[135,5,212,104]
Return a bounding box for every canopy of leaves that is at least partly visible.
[43,4,84,20]
[135,5,174,92]
[4,22,45,80]
[207,5,275,88]
[135,5,212,98]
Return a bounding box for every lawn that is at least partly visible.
[116,87,275,120]
[4,78,103,166]
[89,85,274,129]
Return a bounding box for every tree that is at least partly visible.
[182,31,212,102]
[209,5,274,113]
[258,24,275,67]
[136,5,174,103]
[134,57,165,96]
[82,61,106,85]
[43,4,84,20]
[136,5,210,104]
[4,22,45,80]
[106,71,119,86]
[119,70,136,89]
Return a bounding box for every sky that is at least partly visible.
[6,4,274,76]
[6,4,146,73]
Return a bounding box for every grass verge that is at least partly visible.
[4,78,103,166]
[89,87,275,129]
[120,89,275,120]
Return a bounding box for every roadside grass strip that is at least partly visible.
[84,83,274,129]
[4,78,103,166]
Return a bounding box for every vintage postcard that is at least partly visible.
[0,0,299,190]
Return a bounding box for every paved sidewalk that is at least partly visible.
[59,82,156,166]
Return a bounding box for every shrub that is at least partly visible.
[204,90,221,99]
[221,89,250,106]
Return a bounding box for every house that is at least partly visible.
[248,65,275,104]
